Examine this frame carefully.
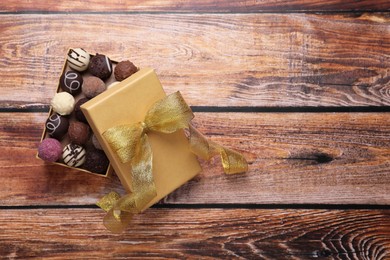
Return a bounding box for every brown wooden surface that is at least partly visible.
[1,209,389,259]
[1,13,389,108]
[1,0,390,12]
[0,0,389,258]
[1,112,389,206]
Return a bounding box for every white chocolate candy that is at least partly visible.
[62,144,86,167]
[51,92,75,116]
[107,81,120,89]
[67,48,90,72]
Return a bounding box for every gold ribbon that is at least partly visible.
[97,91,248,233]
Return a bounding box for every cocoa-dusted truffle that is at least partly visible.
[38,138,62,162]
[88,53,112,80]
[45,113,69,140]
[83,149,109,174]
[74,98,90,123]
[68,121,90,145]
[114,60,138,81]
[59,70,83,96]
[82,76,106,98]
[62,143,86,167]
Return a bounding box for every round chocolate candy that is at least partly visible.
[88,53,113,80]
[45,113,69,140]
[107,81,120,90]
[67,48,90,72]
[38,138,63,162]
[62,143,86,167]
[50,92,75,116]
[83,149,109,174]
[114,60,138,81]
[82,76,106,98]
[59,70,83,96]
[74,98,89,124]
[91,134,103,150]
[68,121,90,145]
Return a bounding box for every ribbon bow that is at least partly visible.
[98,91,248,233]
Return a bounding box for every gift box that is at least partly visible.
[38,49,247,233]
[81,68,202,209]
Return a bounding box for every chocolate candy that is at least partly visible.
[59,70,83,96]
[62,143,86,167]
[82,76,106,98]
[67,48,90,72]
[83,149,109,174]
[45,113,69,140]
[51,92,75,116]
[74,98,90,124]
[68,121,90,145]
[114,60,138,81]
[38,138,63,162]
[91,134,103,150]
[88,53,112,80]
[107,81,120,90]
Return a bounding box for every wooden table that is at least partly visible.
[1,1,389,259]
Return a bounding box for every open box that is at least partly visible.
[36,50,120,177]
[38,49,201,206]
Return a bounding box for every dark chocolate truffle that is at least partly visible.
[114,60,138,81]
[38,138,62,162]
[45,113,69,140]
[59,70,83,96]
[62,143,86,167]
[82,76,106,98]
[83,149,109,174]
[88,53,112,80]
[74,98,90,123]
[68,121,90,145]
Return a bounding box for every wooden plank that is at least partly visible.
[0,112,389,206]
[0,208,389,259]
[1,0,389,12]
[0,13,389,109]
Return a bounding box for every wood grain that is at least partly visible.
[0,13,389,109]
[1,0,389,12]
[1,112,388,206]
[0,208,389,259]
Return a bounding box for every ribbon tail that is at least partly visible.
[217,146,248,174]
[103,208,134,233]
[189,125,248,174]
[96,191,132,233]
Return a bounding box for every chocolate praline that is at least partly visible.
[59,70,83,96]
[74,98,90,124]
[67,48,90,72]
[82,76,106,98]
[45,113,69,140]
[91,134,103,150]
[68,121,90,145]
[62,143,86,167]
[88,53,113,80]
[38,138,62,162]
[114,60,138,81]
[83,149,109,174]
[51,92,75,116]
